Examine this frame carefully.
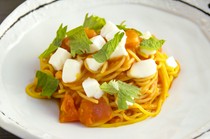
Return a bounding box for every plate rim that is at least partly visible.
[0,0,210,138]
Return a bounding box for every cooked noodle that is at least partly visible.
[26,47,180,127]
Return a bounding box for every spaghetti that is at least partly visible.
[26,14,180,127]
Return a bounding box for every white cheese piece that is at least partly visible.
[49,48,71,71]
[141,48,157,55]
[166,56,178,68]
[62,59,82,83]
[127,59,157,78]
[141,31,152,39]
[100,21,128,58]
[85,57,104,72]
[100,21,119,40]
[82,77,104,99]
[105,30,119,41]
[110,31,128,58]
[89,35,106,53]
[94,90,104,99]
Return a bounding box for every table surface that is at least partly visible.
[0,1,25,138]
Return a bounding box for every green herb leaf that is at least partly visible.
[36,70,59,97]
[93,32,124,63]
[140,36,165,50]
[100,81,119,95]
[117,21,127,30]
[117,21,142,35]
[83,13,106,31]
[39,24,67,59]
[67,26,92,57]
[100,80,140,110]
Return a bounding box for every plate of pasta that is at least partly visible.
[0,0,210,139]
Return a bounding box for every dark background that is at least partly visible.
[0,1,25,138]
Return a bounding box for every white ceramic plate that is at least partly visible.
[0,0,210,139]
